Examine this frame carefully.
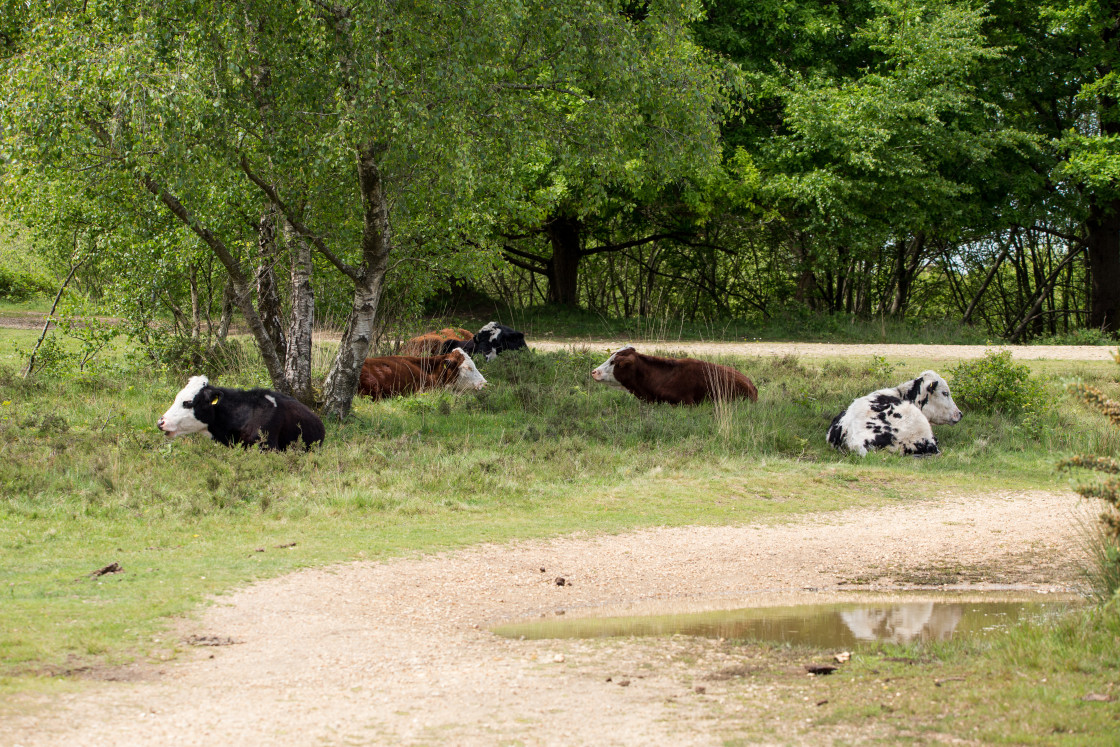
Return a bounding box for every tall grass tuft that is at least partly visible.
[1060,382,1120,600]
[705,358,748,443]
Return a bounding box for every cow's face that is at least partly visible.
[914,371,962,425]
[473,322,501,361]
[591,346,635,387]
[157,375,217,438]
[446,349,487,391]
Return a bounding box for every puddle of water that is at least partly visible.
[492,594,1076,648]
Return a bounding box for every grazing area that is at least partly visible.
[2,328,1120,743]
[6,0,1120,740]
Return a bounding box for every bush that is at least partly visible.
[1061,384,1120,601]
[947,349,1049,418]
[136,333,247,377]
[0,265,54,301]
[1034,328,1116,346]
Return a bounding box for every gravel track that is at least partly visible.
[529,339,1115,362]
[5,490,1093,746]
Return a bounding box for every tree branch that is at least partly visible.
[582,232,686,257]
[239,155,359,280]
[502,252,549,275]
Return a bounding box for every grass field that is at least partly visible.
[2,323,1119,741]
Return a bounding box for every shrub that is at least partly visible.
[0,265,54,301]
[133,332,246,377]
[1061,384,1120,600]
[947,349,1049,418]
[1035,328,1115,346]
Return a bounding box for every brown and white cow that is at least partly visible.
[358,348,487,400]
[591,346,759,405]
[400,327,474,356]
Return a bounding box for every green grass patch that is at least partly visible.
[0,336,1117,697]
[768,606,1120,744]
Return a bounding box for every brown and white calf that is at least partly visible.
[591,346,759,405]
[400,327,474,356]
[358,348,487,400]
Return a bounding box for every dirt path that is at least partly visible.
[5,490,1093,746]
[529,339,1115,361]
[3,310,1114,362]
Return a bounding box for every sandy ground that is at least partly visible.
[4,490,1095,746]
[529,338,1116,362]
[2,310,1115,362]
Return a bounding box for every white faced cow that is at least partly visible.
[157,376,325,451]
[592,345,759,405]
[827,370,962,456]
[357,348,487,400]
[471,322,528,361]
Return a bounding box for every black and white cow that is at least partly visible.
[468,322,528,361]
[827,370,962,456]
[157,376,325,451]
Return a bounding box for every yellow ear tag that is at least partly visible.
[210,395,220,405]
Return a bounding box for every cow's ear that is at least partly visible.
[206,388,221,406]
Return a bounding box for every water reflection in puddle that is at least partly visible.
[493,594,1076,648]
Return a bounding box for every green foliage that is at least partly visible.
[0,0,729,395]
[0,265,53,302]
[1033,328,1117,346]
[12,300,122,377]
[130,329,245,379]
[12,333,70,376]
[865,355,898,380]
[946,350,1049,419]
[50,300,120,373]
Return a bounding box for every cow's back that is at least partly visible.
[209,388,324,450]
[698,360,759,403]
[263,393,325,449]
[401,328,473,356]
[359,357,431,399]
[616,354,757,405]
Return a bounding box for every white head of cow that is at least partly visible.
[903,370,962,425]
[449,349,487,391]
[157,375,214,438]
[591,346,634,388]
[476,322,501,362]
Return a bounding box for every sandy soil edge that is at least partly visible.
[4,490,1095,747]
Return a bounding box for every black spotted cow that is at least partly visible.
[467,322,527,361]
[827,370,962,456]
[157,375,325,451]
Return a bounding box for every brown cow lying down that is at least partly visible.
[358,349,487,399]
[400,327,474,356]
[591,346,758,405]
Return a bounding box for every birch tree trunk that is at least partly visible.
[257,209,287,367]
[285,224,316,404]
[216,280,235,341]
[188,264,201,343]
[321,142,392,420]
